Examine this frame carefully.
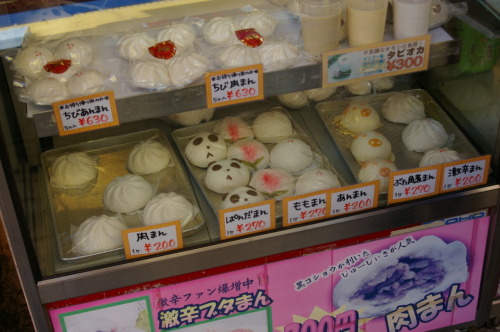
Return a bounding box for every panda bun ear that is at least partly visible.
[207,161,216,167]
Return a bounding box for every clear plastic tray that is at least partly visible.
[315,89,481,188]
[41,128,205,262]
[172,106,346,217]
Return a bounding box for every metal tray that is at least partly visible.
[41,128,205,263]
[315,89,481,188]
[172,106,346,218]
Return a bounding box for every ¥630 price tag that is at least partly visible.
[329,182,379,216]
[323,35,431,88]
[388,166,441,204]
[219,200,275,240]
[52,91,119,136]
[122,221,183,259]
[441,155,490,193]
[205,64,264,108]
[283,191,329,227]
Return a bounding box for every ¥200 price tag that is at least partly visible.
[388,166,441,204]
[283,191,329,227]
[441,155,490,193]
[52,91,119,136]
[323,35,431,88]
[218,200,275,240]
[205,64,264,108]
[329,182,379,216]
[122,221,183,259]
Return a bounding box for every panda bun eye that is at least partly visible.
[212,164,222,171]
[230,194,240,203]
[230,162,241,168]
[193,137,203,145]
[247,190,258,196]
[208,134,219,142]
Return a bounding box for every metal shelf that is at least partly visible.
[37,184,499,304]
[28,40,460,138]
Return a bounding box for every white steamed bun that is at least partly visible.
[127,140,172,175]
[103,174,153,214]
[402,118,449,153]
[72,215,126,255]
[381,93,425,124]
[295,168,341,195]
[143,192,197,227]
[50,152,97,188]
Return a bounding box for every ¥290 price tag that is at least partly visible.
[205,64,264,108]
[218,200,275,240]
[441,155,490,193]
[323,35,431,88]
[52,91,119,136]
[283,191,329,227]
[122,221,183,259]
[329,182,379,216]
[388,166,441,204]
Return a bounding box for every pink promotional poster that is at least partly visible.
[49,217,490,332]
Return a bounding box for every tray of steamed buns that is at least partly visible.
[315,89,481,193]
[172,106,346,217]
[41,128,205,262]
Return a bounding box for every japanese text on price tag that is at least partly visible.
[388,166,441,204]
[322,35,431,88]
[52,91,119,136]
[441,155,490,192]
[329,182,379,216]
[218,200,275,240]
[122,221,183,259]
[283,191,329,227]
[205,64,264,108]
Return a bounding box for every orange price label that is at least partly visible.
[329,181,379,216]
[441,155,491,193]
[388,165,441,204]
[322,35,431,88]
[218,199,275,240]
[283,190,329,227]
[52,91,119,136]
[205,64,264,108]
[122,221,183,259]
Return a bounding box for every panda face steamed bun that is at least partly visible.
[221,186,265,209]
[205,159,250,194]
[185,132,227,168]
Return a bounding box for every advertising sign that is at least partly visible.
[322,35,431,88]
[50,217,489,332]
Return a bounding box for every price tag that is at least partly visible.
[283,190,329,227]
[218,200,275,240]
[329,181,379,216]
[322,35,431,88]
[441,155,490,193]
[388,166,441,204]
[52,91,119,136]
[122,221,183,259]
[205,64,264,108]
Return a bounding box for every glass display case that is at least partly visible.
[0,0,499,331]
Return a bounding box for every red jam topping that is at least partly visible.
[43,59,72,74]
[149,41,177,60]
[241,144,257,162]
[262,172,281,190]
[235,28,264,48]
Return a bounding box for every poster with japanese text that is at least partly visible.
[50,217,489,332]
[322,35,431,88]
